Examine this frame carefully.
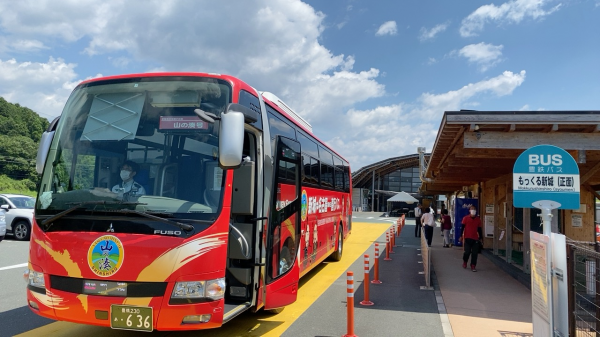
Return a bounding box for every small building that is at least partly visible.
[421,110,600,274]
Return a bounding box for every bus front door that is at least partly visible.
[264,136,301,310]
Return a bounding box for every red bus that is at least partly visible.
[29,73,352,332]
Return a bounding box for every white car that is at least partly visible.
[0,210,6,242]
[0,194,35,241]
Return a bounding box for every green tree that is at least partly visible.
[0,97,50,193]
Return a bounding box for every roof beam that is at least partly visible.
[581,160,600,184]
[447,113,600,124]
[453,148,523,159]
[464,131,600,150]
[435,126,465,171]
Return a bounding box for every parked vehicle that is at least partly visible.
[0,210,6,242]
[0,194,35,241]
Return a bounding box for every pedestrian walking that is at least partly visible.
[414,203,422,237]
[459,205,483,272]
[421,207,435,247]
[440,209,452,247]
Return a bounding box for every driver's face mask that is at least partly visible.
[120,170,132,181]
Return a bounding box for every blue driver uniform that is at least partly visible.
[111,180,146,201]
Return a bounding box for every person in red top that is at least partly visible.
[459,205,483,272]
[440,209,452,248]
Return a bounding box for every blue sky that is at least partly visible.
[0,0,598,170]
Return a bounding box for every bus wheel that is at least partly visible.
[329,226,343,261]
[267,307,285,314]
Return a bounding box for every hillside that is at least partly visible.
[0,97,50,193]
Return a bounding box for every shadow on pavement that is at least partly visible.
[0,305,55,336]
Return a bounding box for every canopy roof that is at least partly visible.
[421,110,600,195]
[387,191,419,203]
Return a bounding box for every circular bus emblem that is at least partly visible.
[87,235,124,277]
[301,190,308,221]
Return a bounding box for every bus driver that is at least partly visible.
[91,160,146,201]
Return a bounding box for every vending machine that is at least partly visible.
[453,198,478,246]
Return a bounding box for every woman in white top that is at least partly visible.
[421,207,435,247]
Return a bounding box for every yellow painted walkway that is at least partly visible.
[18,222,390,337]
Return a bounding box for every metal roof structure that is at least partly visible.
[351,153,425,188]
[421,110,600,195]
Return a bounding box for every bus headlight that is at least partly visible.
[171,278,225,300]
[25,269,45,289]
[172,281,205,298]
[205,278,225,300]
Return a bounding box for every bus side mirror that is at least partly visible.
[36,131,55,174]
[198,103,259,169]
[219,109,245,169]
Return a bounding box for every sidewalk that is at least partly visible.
[284,218,445,337]
[283,216,533,337]
[429,223,533,337]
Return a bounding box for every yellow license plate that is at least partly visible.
[110,304,153,332]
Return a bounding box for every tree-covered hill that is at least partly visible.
[0,97,50,193]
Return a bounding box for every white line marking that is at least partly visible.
[367,217,374,219]
[0,263,28,271]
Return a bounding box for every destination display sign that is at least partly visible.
[513,145,580,209]
[83,280,127,296]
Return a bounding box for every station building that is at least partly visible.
[353,110,600,277]
[351,154,429,214]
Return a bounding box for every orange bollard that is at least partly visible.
[371,243,382,284]
[389,228,395,253]
[343,271,358,337]
[360,255,374,306]
[396,220,401,238]
[384,233,392,261]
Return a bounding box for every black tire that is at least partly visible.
[329,226,343,261]
[267,307,285,314]
[13,221,31,241]
[0,235,4,242]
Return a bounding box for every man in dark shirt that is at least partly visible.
[414,203,423,237]
[459,205,483,272]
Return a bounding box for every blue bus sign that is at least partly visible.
[513,145,580,209]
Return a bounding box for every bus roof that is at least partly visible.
[76,72,349,165]
[261,94,349,164]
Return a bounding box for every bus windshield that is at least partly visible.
[35,76,232,235]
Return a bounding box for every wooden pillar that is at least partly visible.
[523,208,531,273]
[506,187,513,264]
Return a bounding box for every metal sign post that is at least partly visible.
[513,145,579,337]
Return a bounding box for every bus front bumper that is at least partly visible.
[26,287,225,331]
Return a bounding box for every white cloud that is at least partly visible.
[0,1,529,170]
[460,0,562,37]
[458,42,504,72]
[337,70,526,169]
[419,22,450,41]
[0,0,386,127]
[0,57,80,120]
[375,21,398,36]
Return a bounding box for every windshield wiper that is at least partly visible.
[42,201,144,228]
[109,209,194,232]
